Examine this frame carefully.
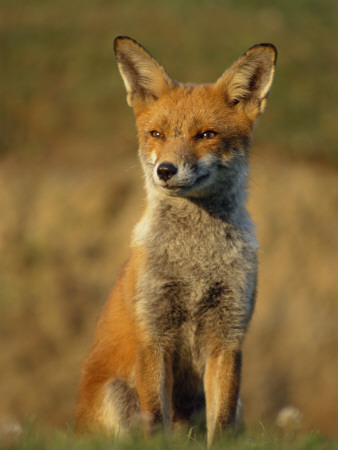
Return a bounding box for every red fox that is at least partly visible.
[76,36,277,446]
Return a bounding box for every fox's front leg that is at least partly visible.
[135,344,173,435]
[204,348,242,447]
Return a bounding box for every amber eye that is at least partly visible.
[197,130,218,140]
[150,130,163,138]
[232,99,240,106]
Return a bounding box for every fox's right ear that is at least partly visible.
[216,43,277,120]
[114,36,174,112]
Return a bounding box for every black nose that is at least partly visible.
[157,162,177,181]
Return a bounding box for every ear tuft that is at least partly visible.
[114,36,174,109]
[217,43,277,118]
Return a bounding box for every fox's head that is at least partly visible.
[114,36,276,199]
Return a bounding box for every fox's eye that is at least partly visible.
[197,130,218,140]
[150,130,163,138]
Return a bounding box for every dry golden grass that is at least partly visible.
[244,152,338,435]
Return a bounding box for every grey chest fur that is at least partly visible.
[134,197,257,354]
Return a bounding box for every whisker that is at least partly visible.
[125,165,138,172]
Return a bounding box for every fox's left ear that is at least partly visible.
[114,36,174,112]
[216,44,277,119]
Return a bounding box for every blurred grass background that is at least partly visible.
[1,0,338,444]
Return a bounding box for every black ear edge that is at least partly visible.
[114,35,152,59]
[246,43,278,65]
[114,35,136,51]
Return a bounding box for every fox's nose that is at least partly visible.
[157,162,177,181]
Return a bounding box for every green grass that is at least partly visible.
[1,425,337,450]
[1,0,338,163]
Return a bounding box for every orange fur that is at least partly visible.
[76,247,145,431]
[204,349,242,446]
